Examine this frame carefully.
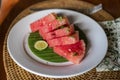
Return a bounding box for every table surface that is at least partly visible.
[0,0,120,80]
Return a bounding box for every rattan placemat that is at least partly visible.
[3,0,120,80]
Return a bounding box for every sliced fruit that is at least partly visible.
[39,16,69,37]
[30,13,57,32]
[53,40,86,64]
[44,25,74,40]
[34,40,48,51]
[47,31,79,47]
[29,12,87,64]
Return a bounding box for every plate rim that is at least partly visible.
[7,8,108,78]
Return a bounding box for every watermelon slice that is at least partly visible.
[44,25,74,40]
[53,40,86,64]
[47,31,79,47]
[30,13,57,32]
[29,12,86,64]
[39,17,69,37]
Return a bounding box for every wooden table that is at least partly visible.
[0,0,120,80]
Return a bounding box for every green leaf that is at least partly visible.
[28,32,68,63]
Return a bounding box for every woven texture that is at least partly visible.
[3,0,120,80]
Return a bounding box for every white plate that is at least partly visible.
[7,9,108,78]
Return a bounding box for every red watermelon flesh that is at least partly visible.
[47,31,79,47]
[53,40,86,64]
[39,17,69,35]
[44,25,74,40]
[30,13,57,32]
[30,13,86,64]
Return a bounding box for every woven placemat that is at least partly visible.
[3,0,120,80]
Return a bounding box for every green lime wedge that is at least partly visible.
[34,40,48,51]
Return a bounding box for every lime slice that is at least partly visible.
[34,40,48,51]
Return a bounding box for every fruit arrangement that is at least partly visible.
[30,13,86,64]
